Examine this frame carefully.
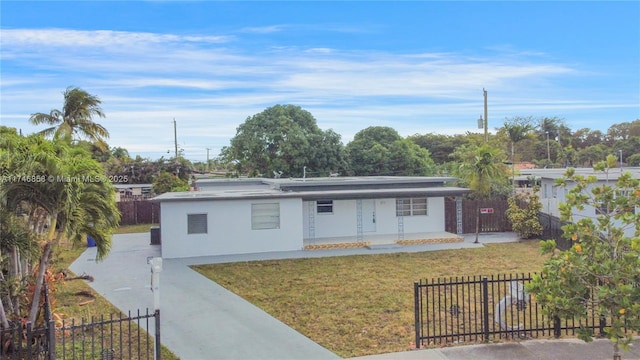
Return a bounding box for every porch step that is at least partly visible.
[396,237,464,246]
[304,242,370,250]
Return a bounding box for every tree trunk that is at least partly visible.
[28,241,53,325]
[475,203,480,243]
[511,142,516,196]
[613,342,621,360]
[0,277,9,329]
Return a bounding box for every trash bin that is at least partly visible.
[87,236,96,247]
[150,226,161,245]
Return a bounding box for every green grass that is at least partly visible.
[52,225,179,359]
[193,240,547,358]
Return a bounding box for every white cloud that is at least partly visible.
[2,28,636,161]
[1,28,232,47]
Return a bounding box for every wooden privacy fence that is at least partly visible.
[414,273,609,348]
[445,198,512,234]
[117,200,160,225]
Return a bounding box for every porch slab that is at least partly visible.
[366,243,404,250]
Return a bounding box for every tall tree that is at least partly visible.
[0,130,119,325]
[502,117,535,194]
[408,133,468,165]
[346,126,435,176]
[29,87,110,151]
[455,144,509,242]
[221,104,346,177]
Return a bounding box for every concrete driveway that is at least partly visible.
[70,233,339,360]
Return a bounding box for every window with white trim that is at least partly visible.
[396,198,428,216]
[251,203,280,230]
[316,200,333,214]
[187,213,208,234]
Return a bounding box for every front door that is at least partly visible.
[361,199,376,232]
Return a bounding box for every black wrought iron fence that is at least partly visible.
[414,273,608,348]
[57,309,159,360]
[0,320,55,360]
[0,309,160,360]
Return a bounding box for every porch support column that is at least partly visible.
[356,199,363,241]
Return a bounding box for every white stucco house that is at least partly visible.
[151,176,470,258]
[529,167,640,238]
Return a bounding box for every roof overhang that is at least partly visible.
[151,187,470,203]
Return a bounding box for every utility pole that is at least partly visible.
[483,88,488,142]
[619,150,623,173]
[546,131,551,162]
[206,148,211,172]
[173,118,178,159]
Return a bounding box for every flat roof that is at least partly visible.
[516,167,640,181]
[151,186,470,202]
[196,175,457,187]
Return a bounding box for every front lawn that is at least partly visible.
[193,241,547,358]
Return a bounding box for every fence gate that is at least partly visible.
[414,273,607,348]
[445,198,512,234]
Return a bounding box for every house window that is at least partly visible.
[252,203,280,230]
[187,214,208,234]
[396,198,428,216]
[317,200,333,214]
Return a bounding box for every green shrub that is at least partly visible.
[506,191,543,239]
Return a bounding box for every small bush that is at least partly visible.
[506,191,543,239]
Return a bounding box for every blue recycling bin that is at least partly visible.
[87,236,96,247]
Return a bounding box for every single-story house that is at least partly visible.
[151,176,470,258]
[534,167,640,238]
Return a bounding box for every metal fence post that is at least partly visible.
[414,281,421,349]
[482,277,490,342]
[48,319,56,360]
[599,314,606,337]
[155,309,161,360]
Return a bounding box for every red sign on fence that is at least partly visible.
[480,208,494,214]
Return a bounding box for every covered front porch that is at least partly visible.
[303,231,463,250]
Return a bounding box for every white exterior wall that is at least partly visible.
[303,197,446,240]
[540,178,637,237]
[303,199,358,238]
[401,197,446,234]
[160,198,303,258]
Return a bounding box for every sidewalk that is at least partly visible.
[70,232,640,360]
[352,338,640,360]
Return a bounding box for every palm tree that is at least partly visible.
[29,87,109,151]
[503,121,533,195]
[458,144,508,243]
[0,131,119,325]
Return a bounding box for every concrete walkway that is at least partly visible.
[70,232,639,360]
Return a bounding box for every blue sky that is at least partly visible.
[1,1,639,161]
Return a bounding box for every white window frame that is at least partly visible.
[396,197,428,216]
[316,200,333,214]
[187,213,208,234]
[252,203,280,230]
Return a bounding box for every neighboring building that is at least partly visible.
[532,167,640,238]
[114,184,154,202]
[151,176,470,258]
